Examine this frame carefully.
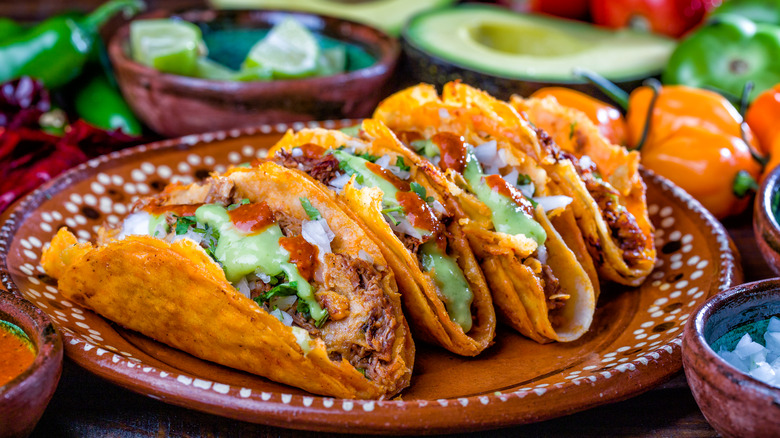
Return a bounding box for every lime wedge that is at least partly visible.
[194,57,237,80]
[242,17,320,79]
[130,19,202,76]
[232,66,273,81]
[316,45,347,76]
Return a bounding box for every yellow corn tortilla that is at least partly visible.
[268,120,496,356]
[42,162,414,399]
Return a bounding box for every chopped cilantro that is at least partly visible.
[254,281,298,305]
[517,174,532,186]
[174,215,197,235]
[236,162,251,168]
[201,224,220,260]
[569,122,577,140]
[357,152,380,163]
[315,309,330,328]
[296,299,311,319]
[381,205,404,214]
[227,198,250,211]
[395,156,410,171]
[338,160,364,184]
[528,197,538,208]
[357,368,368,378]
[410,182,434,203]
[300,197,322,220]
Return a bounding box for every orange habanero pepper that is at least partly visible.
[531,87,628,145]
[746,83,780,159]
[626,84,762,219]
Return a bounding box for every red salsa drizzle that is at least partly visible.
[484,174,535,216]
[365,162,411,191]
[396,130,424,146]
[279,236,318,282]
[144,203,202,217]
[431,132,467,173]
[295,143,328,158]
[228,202,276,234]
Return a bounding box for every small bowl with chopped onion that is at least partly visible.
[108,8,399,137]
[0,290,63,436]
[683,279,780,437]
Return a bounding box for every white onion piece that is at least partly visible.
[302,219,335,256]
[270,295,298,312]
[579,154,595,170]
[503,169,520,189]
[533,195,572,212]
[518,183,536,199]
[375,154,392,168]
[328,172,351,190]
[291,147,304,158]
[358,249,374,263]
[431,200,447,215]
[254,270,272,284]
[474,140,498,166]
[389,217,422,240]
[431,155,441,167]
[117,212,152,239]
[438,108,450,120]
[234,277,251,298]
[171,230,204,245]
[388,166,411,180]
[345,140,363,151]
[270,308,294,326]
[535,245,548,264]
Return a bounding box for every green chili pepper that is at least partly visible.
[0,0,145,88]
[0,18,25,41]
[662,14,780,102]
[710,0,780,27]
[74,73,142,136]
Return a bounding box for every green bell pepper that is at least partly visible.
[74,73,142,136]
[0,0,145,88]
[710,0,780,27]
[662,14,780,102]
[0,18,25,41]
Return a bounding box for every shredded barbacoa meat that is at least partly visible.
[540,264,566,311]
[275,149,341,185]
[537,128,646,267]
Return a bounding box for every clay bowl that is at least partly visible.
[682,279,780,438]
[108,9,399,137]
[755,165,780,276]
[0,291,62,438]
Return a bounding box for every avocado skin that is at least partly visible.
[401,37,651,102]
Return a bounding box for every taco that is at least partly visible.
[372,84,597,343]
[510,94,656,286]
[41,162,414,399]
[266,119,496,355]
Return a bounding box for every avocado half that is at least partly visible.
[209,0,455,37]
[402,4,676,100]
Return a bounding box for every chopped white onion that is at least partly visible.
[474,140,498,166]
[358,249,374,263]
[535,245,548,264]
[254,270,272,284]
[503,169,520,189]
[375,154,392,168]
[234,277,251,298]
[345,140,363,151]
[270,295,298,312]
[270,308,294,326]
[579,154,595,170]
[431,155,441,167]
[533,195,573,212]
[171,229,204,245]
[518,183,536,199]
[117,212,152,239]
[718,318,780,388]
[328,172,351,191]
[431,200,447,215]
[302,218,335,256]
[291,147,304,158]
[388,166,411,180]
[438,108,450,120]
[389,216,422,240]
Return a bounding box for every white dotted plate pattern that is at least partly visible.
[0,122,740,433]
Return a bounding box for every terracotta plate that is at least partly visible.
[0,122,742,434]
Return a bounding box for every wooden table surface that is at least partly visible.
[3,1,775,435]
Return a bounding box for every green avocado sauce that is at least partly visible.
[420,242,474,332]
[331,149,475,332]
[462,149,546,245]
[194,204,327,324]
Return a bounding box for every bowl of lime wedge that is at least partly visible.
[108,9,399,137]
